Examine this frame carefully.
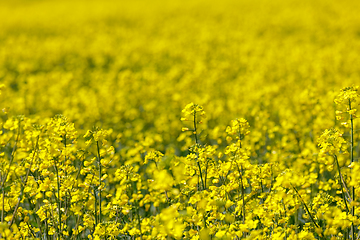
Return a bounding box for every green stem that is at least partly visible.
[10,135,40,228]
[136,200,143,240]
[193,111,205,191]
[282,200,287,240]
[94,187,98,226]
[1,120,21,223]
[333,155,350,213]
[349,99,355,240]
[1,189,4,224]
[196,161,206,191]
[72,208,83,240]
[291,184,320,229]
[192,109,207,228]
[54,160,62,239]
[193,111,198,145]
[44,210,49,239]
[291,184,328,240]
[238,164,246,224]
[96,141,102,224]
[48,195,57,239]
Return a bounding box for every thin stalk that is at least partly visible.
[35,199,43,239]
[19,211,36,239]
[282,200,287,240]
[71,211,83,240]
[291,184,328,240]
[193,111,198,145]
[1,120,21,223]
[204,160,209,191]
[48,196,57,239]
[115,207,119,224]
[269,164,274,193]
[203,213,207,229]
[238,130,242,149]
[349,99,355,240]
[63,133,67,169]
[94,187,98,226]
[238,165,246,224]
[193,109,207,229]
[10,135,40,227]
[333,155,350,213]
[1,187,4,224]
[136,200,143,240]
[196,161,206,191]
[291,184,320,229]
[96,141,102,224]
[260,168,264,194]
[54,161,62,239]
[237,130,246,227]
[26,220,37,238]
[44,211,49,240]
[193,111,205,191]
[63,133,70,236]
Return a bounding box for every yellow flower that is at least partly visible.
[181,103,206,122]
[226,118,250,139]
[334,86,359,105]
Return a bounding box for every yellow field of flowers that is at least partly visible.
[1,0,360,239]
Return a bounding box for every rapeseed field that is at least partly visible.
[1,0,360,239]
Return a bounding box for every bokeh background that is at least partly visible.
[1,0,360,153]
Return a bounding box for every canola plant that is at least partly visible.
[1,0,360,239]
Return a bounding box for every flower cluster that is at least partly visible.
[318,128,347,156]
[181,103,206,130]
[335,86,360,127]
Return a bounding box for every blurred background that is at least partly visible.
[1,0,360,155]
